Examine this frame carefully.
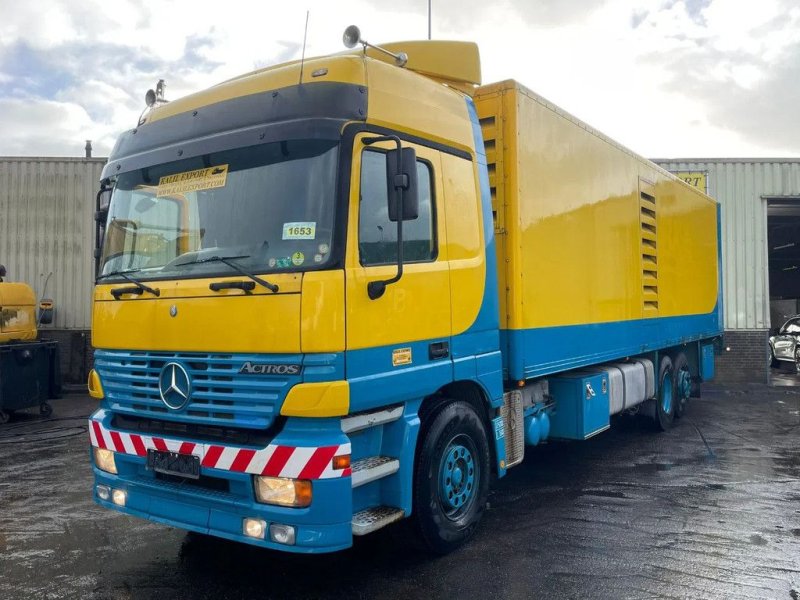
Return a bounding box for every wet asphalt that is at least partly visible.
[1,377,799,600]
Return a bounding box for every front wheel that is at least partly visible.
[413,400,491,554]
[795,347,800,374]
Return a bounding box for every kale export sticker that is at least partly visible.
[156,165,229,196]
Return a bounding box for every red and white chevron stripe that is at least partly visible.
[89,419,351,479]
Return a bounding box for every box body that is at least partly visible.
[474,81,723,381]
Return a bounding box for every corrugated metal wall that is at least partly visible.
[655,159,800,330]
[0,157,105,329]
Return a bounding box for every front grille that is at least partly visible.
[95,350,302,429]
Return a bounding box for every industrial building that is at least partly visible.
[0,154,105,383]
[1,154,797,384]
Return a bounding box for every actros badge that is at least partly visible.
[239,362,302,375]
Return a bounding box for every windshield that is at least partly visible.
[99,139,338,279]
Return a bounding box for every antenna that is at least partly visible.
[428,0,431,40]
[299,11,310,85]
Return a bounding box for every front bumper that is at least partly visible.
[89,409,354,553]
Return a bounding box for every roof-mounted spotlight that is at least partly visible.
[342,25,408,67]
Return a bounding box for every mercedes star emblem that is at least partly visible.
[158,362,191,410]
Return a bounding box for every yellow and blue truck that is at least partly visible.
[87,31,722,554]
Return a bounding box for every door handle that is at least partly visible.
[429,341,449,360]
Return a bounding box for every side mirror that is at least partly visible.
[0,264,5,281]
[95,184,113,277]
[386,147,418,222]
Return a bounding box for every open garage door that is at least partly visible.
[768,198,800,384]
[768,198,800,324]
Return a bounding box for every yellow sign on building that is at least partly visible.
[672,171,707,193]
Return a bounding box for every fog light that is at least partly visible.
[243,518,266,539]
[96,484,111,501]
[111,489,127,507]
[93,447,117,474]
[254,477,312,507]
[269,523,296,545]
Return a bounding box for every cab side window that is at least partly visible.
[359,149,436,266]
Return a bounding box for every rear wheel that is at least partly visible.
[39,403,53,417]
[0,410,8,425]
[672,353,691,419]
[413,400,490,554]
[795,347,800,374]
[654,356,676,431]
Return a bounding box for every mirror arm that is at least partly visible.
[364,135,406,300]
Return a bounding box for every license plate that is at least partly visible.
[146,449,200,479]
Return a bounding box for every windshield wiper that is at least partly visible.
[98,269,161,300]
[175,255,279,293]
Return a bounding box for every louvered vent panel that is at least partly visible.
[640,189,659,316]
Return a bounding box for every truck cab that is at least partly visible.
[89,40,502,554]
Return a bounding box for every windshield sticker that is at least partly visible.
[156,165,229,196]
[314,254,323,263]
[276,257,293,268]
[282,222,316,240]
[268,258,277,268]
[291,252,305,266]
[318,243,329,255]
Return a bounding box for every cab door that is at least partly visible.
[344,134,452,413]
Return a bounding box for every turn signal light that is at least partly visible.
[332,454,350,470]
[88,369,104,399]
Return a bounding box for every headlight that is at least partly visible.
[254,476,312,507]
[93,447,117,474]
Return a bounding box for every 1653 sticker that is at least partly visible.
[282,222,316,240]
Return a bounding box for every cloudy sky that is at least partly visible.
[0,0,798,159]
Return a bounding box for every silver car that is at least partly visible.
[769,315,800,372]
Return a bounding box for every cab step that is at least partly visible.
[351,456,400,488]
[352,506,405,536]
[341,404,403,434]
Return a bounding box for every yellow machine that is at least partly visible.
[87,28,721,554]
[0,265,60,422]
[0,278,37,343]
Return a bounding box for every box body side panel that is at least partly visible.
[475,81,721,380]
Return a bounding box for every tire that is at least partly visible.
[40,403,53,417]
[795,347,800,374]
[672,353,691,419]
[0,410,8,425]
[654,356,676,431]
[769,346,779,369]
[413,400,491,555]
